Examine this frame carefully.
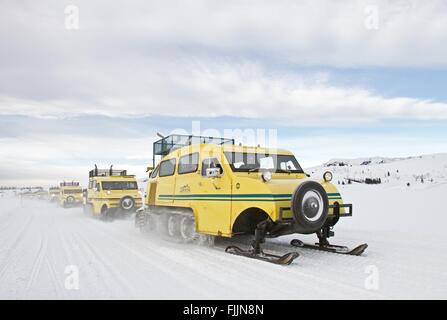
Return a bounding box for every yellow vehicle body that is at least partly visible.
[145,143,348,238]
[59,184,83,207]
[85,174,142,217]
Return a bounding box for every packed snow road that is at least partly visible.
[0,188,446,299]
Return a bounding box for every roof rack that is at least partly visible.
[89,165,129,178]
[152,134,234,166]
[60,181,80,187]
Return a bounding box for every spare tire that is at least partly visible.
[120,196,135,211]
[291,181,329,234]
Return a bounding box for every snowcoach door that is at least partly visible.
[147,182,157,205]
[156,158,177,204]
[196,156,232,236]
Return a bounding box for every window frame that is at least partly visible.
[178,152,199,175]
[223,152,304,173]
[201,157,224,177]
[159,158,177,177]
[63,189,83,194]
[101,181,138,191]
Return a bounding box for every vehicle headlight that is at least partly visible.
[323,171,333,182]
[261,171,272,182]
[107,191,111,195]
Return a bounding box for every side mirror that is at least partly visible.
[206,168,221,178]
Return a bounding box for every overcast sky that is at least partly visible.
[1,0,447,186]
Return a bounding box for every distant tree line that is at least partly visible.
[340,178,382,185]
[0,186,44,190]
[364,178,381,184]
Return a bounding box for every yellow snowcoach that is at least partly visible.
[48,186,60,202]
[83,166,142,220]
[59,182,83,207]
[136,135,367,265]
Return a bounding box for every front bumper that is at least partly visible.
[278,202,353,222]
[63,199,83,206]
[108,200,143,212]
[330,203,352,217]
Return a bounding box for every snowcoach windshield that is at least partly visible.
[63,189,82,194]
[224,152,304,173]
[101,181,138,190]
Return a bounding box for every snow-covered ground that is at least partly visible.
[1,154,447,299]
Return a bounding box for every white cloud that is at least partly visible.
[3,127,446,186]
[280,134,447,167]
[1,1,446,121]
[0,135,151,186]
[2,0,447,67]
[0,135,151,164]
[0,161,146,188]
[1,60,446,122]
[1,0,447,186]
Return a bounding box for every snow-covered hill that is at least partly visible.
[307,153,447,189]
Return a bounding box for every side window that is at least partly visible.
[159,158,176,177]
[279,160,297,171]
[178,153,199,174]
[201,157,223,176]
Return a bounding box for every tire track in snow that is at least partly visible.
[78,217,263,298]
[71,231,136,298]
[60,230,118,298]
[96,221,369,299]
[25,235,48,293]
[85,218,380,299]
[77,219,212,298]
[0,215,34,281]
[45,258,62,297]
[197,244,380,299]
